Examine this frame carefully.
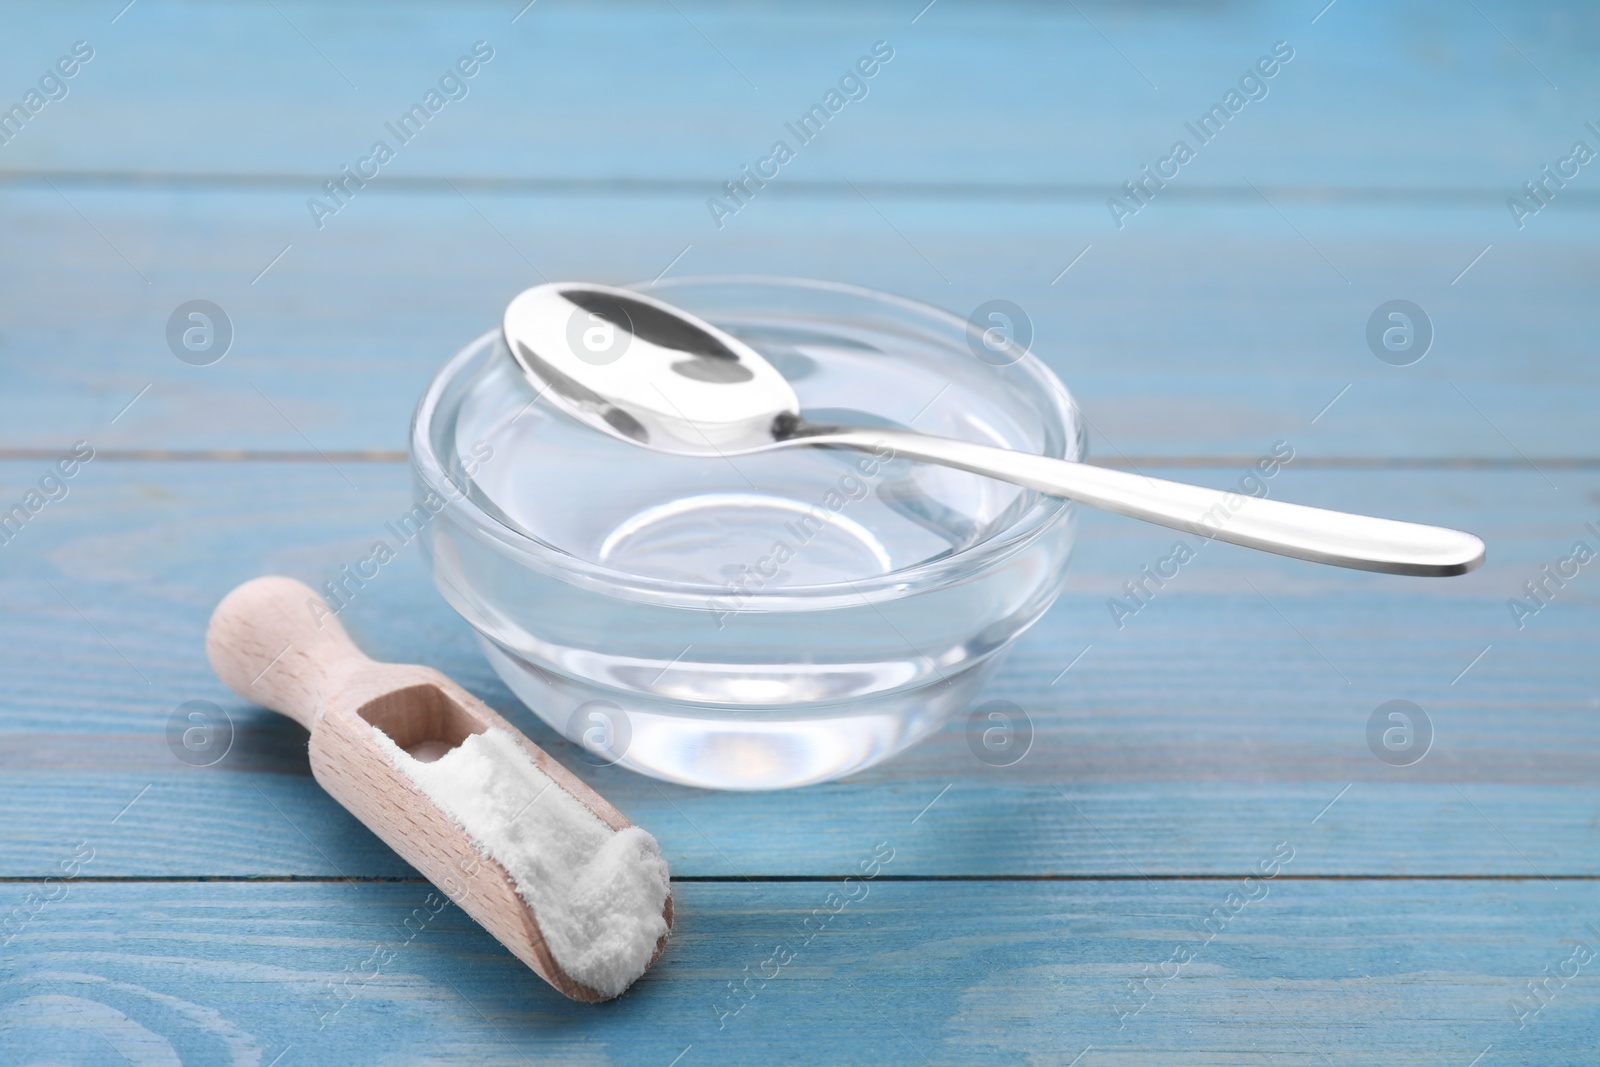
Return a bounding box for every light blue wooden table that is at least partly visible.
[2,2,1597,1063]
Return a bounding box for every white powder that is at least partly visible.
[373,726,671,998]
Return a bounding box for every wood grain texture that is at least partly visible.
[1,1,1596,188]
[3,0,1597,1058]
[0,2,1596,460]
[3,879,1599,1065]
[0,460,1593,878]
[0,187,1593,459]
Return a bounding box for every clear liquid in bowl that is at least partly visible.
[416,281,1079,788]
[464,323,1034,590]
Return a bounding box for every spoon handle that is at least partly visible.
[818,427,1484,576]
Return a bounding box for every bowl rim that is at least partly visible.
[410,274,1082,605]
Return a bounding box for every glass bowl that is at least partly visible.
[410,277,1083,790]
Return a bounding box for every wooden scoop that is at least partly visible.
[205,575,671,1002]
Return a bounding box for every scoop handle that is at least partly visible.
[206,576,371,730]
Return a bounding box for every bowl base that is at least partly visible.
[477,635,1004,790]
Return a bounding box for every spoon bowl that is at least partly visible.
[504,283,799,455]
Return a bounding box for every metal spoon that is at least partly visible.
[503,282,1484,577]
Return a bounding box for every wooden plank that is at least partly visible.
[1,879,1596,1064]
[1,459,1594,877]
[1,1,1595,189]
[0,185,1595,458]
[5,3,1594,1057]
